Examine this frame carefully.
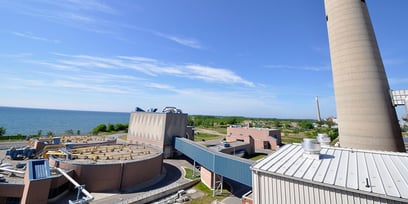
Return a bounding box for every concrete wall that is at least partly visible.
[127,112,167,147]
[227,127,281,150]
[324,0,405,151]
[121,154,163,190]
[127,112,188,158]
[21,177,51,204]
[0,184,24,198]
[0,171,73,202]
[200,166,221,190]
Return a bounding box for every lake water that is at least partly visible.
[0,107,130,136]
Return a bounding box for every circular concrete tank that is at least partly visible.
[49,144,163,192]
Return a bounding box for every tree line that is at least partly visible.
[91,123,128,135]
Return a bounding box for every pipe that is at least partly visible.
[0,167,25,174]
[55,167,94,202]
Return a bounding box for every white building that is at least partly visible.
[249,143,408,204]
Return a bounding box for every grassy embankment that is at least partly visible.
[184,168,230,204]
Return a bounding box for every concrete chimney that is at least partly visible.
[324,0,405,152]
[315,96,322,122]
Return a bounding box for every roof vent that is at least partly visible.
[317,133,331,147]
[302,138,321,160]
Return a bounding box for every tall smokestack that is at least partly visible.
[315,96,322,122]
[324,0,405,152]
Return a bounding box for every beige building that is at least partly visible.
[325,0,405,151]
[226,126,281,150]
[127,111,189,158]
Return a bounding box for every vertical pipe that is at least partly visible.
[212,153,215,197]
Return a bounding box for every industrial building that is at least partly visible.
[0,137,165,203]
[226,126,281,150]
[0,107,196,203]
[127,107,193,158]
[246,141,408,204]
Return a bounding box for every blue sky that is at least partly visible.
[0,1,407,119]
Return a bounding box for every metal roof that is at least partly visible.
[252,144,408,200]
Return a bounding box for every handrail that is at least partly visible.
[0,167,25,174]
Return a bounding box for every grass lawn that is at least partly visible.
[243,153,268,161]
[184,168,200,180]
[189,182,231,204]
[194,133,222,141]
[118,135,127,140]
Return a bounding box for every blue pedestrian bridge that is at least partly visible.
[174,137,253,187]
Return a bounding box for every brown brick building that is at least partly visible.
[226,126,281,150]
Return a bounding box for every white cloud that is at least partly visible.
[64,0,117,15]
[185,65,255,87]
[40,53,254,87]
[153,32,202,49]
[12,32,60,43]
[61,13,96,24]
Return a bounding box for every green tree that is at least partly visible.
[107,123,115,132]
[37,130,42,137]
[92,124,107,135]
[114,123,127,131]
[77,130,81,135]
[47,131,54,136]
[299,120,314,130]
[0,127,6,136]
[65,129,74,135]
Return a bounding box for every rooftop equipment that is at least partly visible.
[302,138,321,160]
[316,133,331,147]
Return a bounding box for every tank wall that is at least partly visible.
[55,161,122,192]
[121,154,163,189]
[0,184,24,198]
[49,151,163,192]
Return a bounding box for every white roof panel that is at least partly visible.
[311,149,334,182]
[383,155,408,199]
[334,150,348,187]
[357,152,371,192]
[323,149,341,185]
[346,151,358,189]
[252,143,408,201]
[373,154,399,197]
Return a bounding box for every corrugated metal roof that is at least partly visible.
[252,144,408,199]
